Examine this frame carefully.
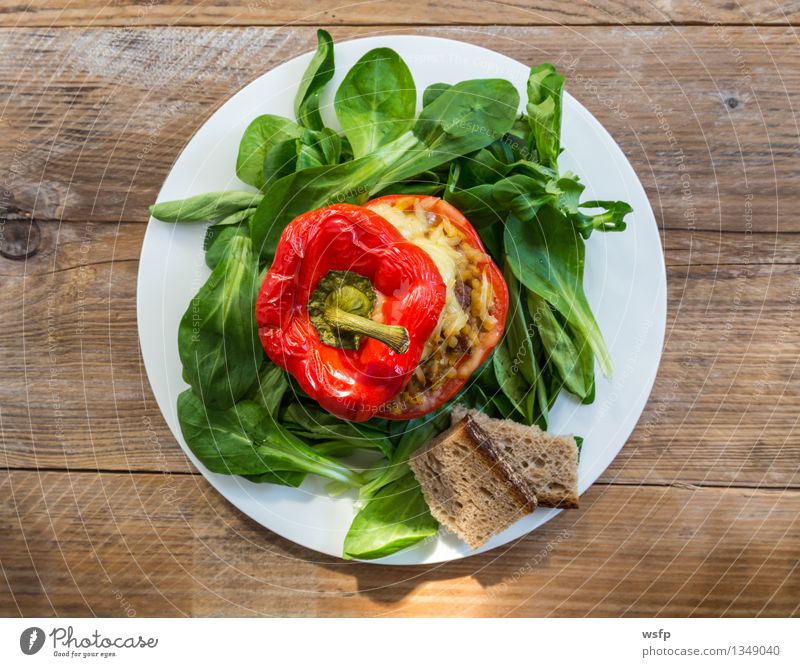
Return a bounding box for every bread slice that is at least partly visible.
[451,405,579,509]
[409,416,537,549]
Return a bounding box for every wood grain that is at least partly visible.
[1,471,797,616]
[2,222,798,488]
[1,26,797,232]
[1,1,798,28]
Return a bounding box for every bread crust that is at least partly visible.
[452,405,580,508]
[462,418,538,512]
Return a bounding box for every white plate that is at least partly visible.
[137,35,666,565]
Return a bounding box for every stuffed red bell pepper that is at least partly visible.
[255,196,508,422]
[255,203,446,422]
[364,195,508,418]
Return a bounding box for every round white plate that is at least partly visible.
[138,35,666,565]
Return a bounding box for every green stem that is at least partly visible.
[587,211,626,233]
[309,270,411,353]
[326,307,409,354]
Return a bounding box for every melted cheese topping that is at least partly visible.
[368,201,471,353]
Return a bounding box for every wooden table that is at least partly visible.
[1,1,798,617]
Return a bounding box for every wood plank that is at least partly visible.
[1,26,797,232]
[2,222,797,281]
[2,222,798,487]
[2,1,798,28]
[0,223,194,475]
[616,267,800,489]
[1,471,797,616]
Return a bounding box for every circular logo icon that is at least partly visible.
[20,627,45,655]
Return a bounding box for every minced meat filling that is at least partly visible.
[367,200,498,415]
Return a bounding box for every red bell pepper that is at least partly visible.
[364,195,508,419]
[255,203,446,422]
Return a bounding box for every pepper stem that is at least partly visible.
[325,306,410,354]
[308,270,410,353]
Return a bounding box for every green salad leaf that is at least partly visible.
[204,220,250,271]
[526,63,565,168]
[250,361,290,414]
[527,291,594,402]
[422,82,451,107]
[493,337,535,424]
[505,207,613,376]
[334,47,416,158]
[178,234,263,408]
[295,29,335,131]
[493,260,538,424]
[236,115,304,189]
[503,259,537,386]
[150,191,263,223]
[177,392,271,474]
[178,390,364,487]
[343,472,438,560]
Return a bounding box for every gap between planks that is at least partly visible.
[2,467,797,491]
[2,22,798,28]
